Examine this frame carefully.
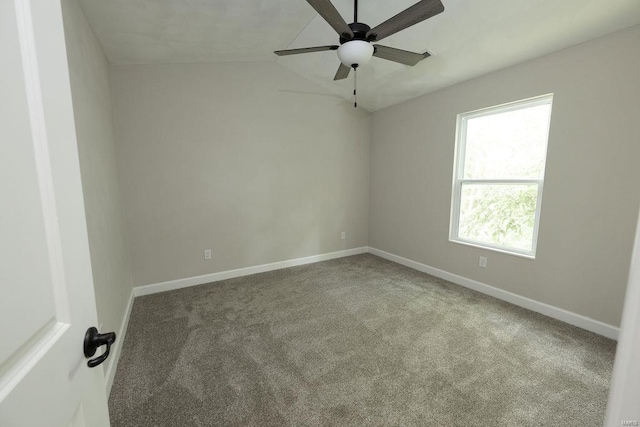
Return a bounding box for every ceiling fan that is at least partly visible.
[275,0,444,105]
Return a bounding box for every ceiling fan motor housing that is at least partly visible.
[339,22,372,44]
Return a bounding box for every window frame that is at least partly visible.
[449,94,553,259]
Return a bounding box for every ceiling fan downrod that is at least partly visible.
[354,0,358,23]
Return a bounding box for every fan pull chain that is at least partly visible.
[353,67,357,108]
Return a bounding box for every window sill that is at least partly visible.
[449,238,536,260]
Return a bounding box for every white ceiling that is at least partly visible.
[79,0,640,111]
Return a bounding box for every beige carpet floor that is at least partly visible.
[109,254,616,426]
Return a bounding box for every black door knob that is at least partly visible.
[83,327,116,368]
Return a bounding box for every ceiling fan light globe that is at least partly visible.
[337,40,374,68]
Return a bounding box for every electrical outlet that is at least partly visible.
[479,256,487,268]
[341,231,346,240]
[204,249,212,260]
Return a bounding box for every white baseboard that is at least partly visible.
[368,247,619,340]
[104,288,135,396]
[134,247,369,297]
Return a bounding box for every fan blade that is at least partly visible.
[373,45,430,66]
[334,63,351,80]
[366,0,444,42]
[306,0,354,39]
[274,45,339,56]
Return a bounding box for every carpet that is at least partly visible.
[108,254,616,426]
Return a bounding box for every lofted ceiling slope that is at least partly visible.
[79,0,640,111]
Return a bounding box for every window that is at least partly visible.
[450,95,553,258]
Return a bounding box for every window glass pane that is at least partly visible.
[463,104,551,179]
[458,184,538,252]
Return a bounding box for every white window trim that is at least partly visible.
[449,94,553,259]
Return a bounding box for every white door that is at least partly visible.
[605,209,640,425]
[0,0,111,425]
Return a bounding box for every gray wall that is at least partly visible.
[369,25,640,327]
[62,0,133,347]
[110,62,371,286]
